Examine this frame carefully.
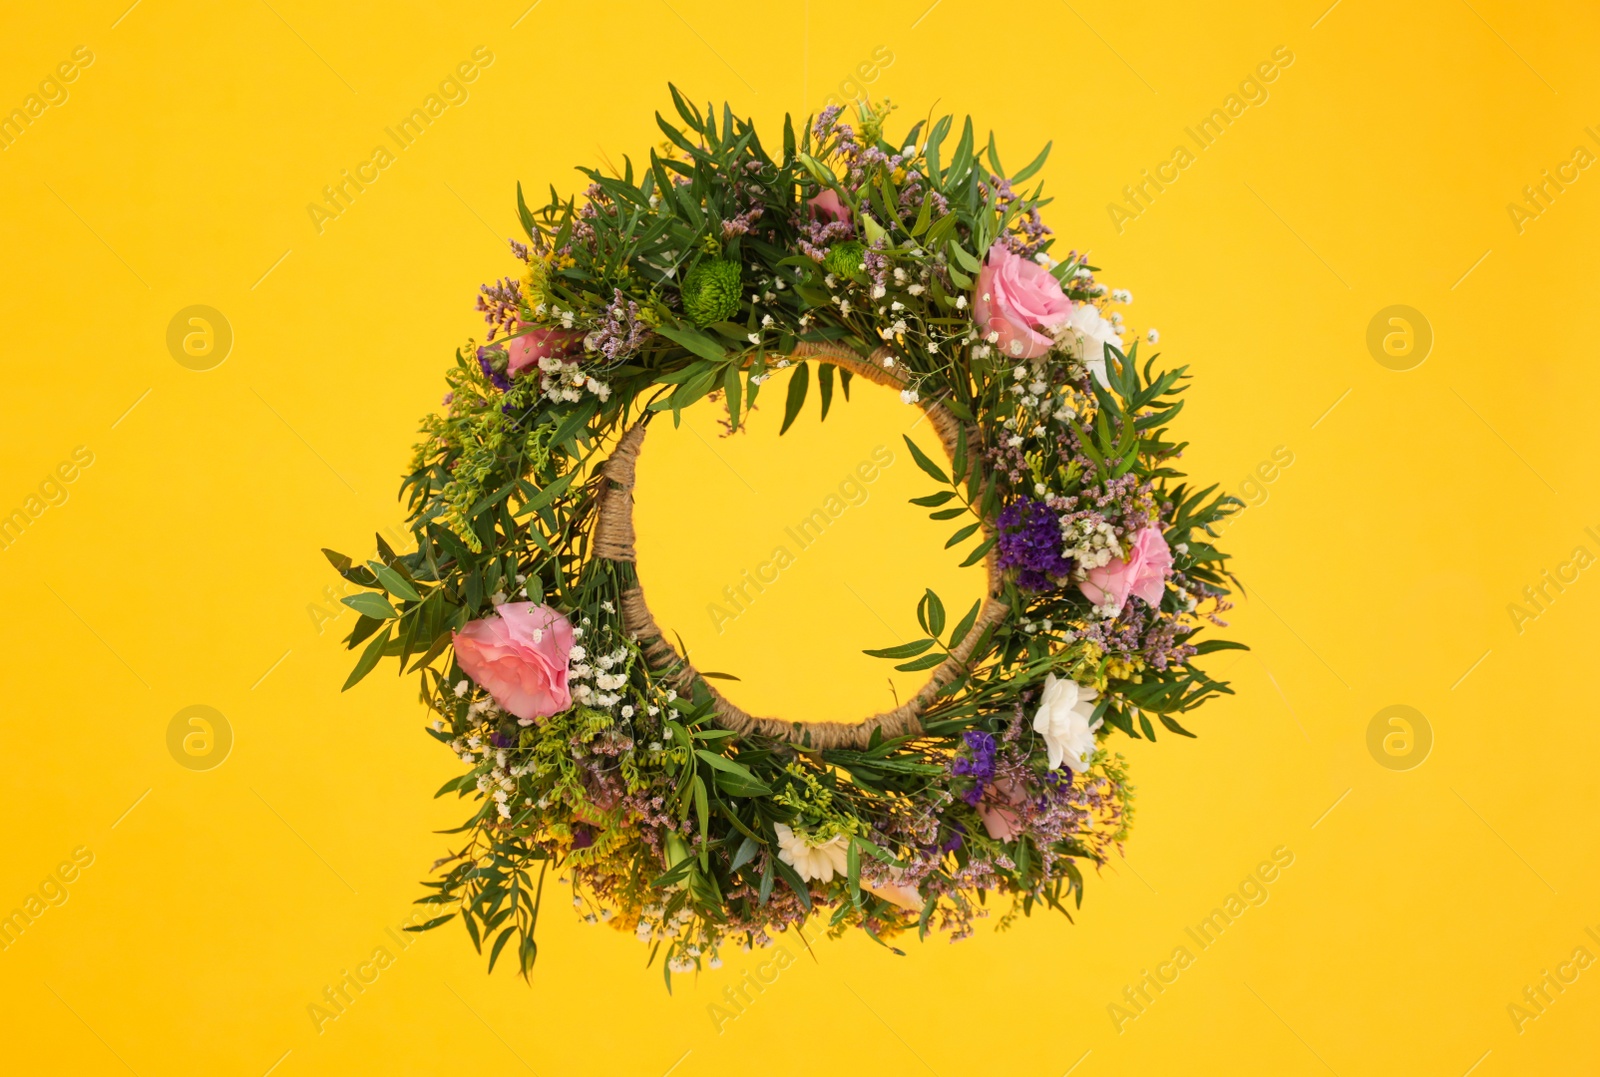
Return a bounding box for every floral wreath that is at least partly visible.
[327,88,1242,984]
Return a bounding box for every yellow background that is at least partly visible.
[2,0,1597,1073]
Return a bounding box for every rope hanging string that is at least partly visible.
[593,341,1009,748]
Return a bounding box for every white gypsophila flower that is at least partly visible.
[1147,327,1160,344]
[901,389,920,405]
[453,680,469,698]
[1062,516,1123,570]
[569,645,587,662]
[773,823,850,883]
[1032,673,1102,772]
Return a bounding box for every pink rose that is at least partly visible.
[452,602,574,721]
[977,776,1027,841]
[1079,527,1173,617]
[506,324,581,377]
[807,188,850,223]
[971,243,1074,360]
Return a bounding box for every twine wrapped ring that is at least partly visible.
[593,340,1009,749]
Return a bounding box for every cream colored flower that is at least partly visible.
[1062,304,1123,386]
[1032,673,1102,772]
[774,823,849,883]
[863,869,924,911]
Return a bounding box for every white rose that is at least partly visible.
[773,823,849,883]
[1066,305,1123,387]
[1032,673,1102,772]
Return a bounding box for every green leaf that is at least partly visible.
[945,521,980,549]
[902,434,949,484]
[947,599,982,649]
[516,469,576,517]
[369,562,420,603]
[1192,639,1248,655]
[1157,713,1199,738]
[693,775,709,844]
[723,363,742,429]
[731,835,760,872]
[958,535,996,567]
[949,242,983,274]
[342,625,392,690]
[911,190,933,237]
[694,749,758,782]
[910,490,957,507]
[918,589,946,638]
[895,652,948,672]
[657,325,728,363]
[515,181,536,239]
[771,857,811,910]
[341,593,397,620]
[1011,140,1053,183]
[405,913,455,932]
[818,363,835,420]
[780,362,810,436]
[863,638,935,659]
[712,770,774,798]
[487,926,516,973]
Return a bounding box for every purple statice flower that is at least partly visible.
[862,241,891,293]
[813,104,845,141]
[508,238,531,262]
[476,276,522,338]
[571,824,595,850]
[476,346,512,392]
[721,204,765,239]
[951,730,997,806]
[591,288,650,360]
[488,730,514,749]
[997,498,1073,591]
[798,215,855,262]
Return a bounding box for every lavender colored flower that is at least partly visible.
[476,276,522,336]
[951,730,997,805]
[476,346,512,392]
[997,498,1073,591]
[591,288,650,360]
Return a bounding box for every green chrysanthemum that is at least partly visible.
[823,240,866,282]
[680,258,742,326]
